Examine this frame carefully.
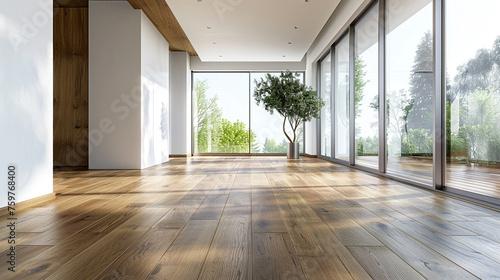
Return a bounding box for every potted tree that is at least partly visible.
[254,71,325,159]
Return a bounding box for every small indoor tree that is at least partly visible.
[254,71,325,158]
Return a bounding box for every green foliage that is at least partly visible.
[250,133,261,153]
[262,138,287,153]
[452,35,500,101]
[488,130,500,162]
[356,136,378,156]
[458,88,500,163]
[448,36,500,165]
[463,88,498,127]
[194,79,257,153]
[194,80,222,153]
[446,102,452,156]
[354,57,368,119]
[217,119,254,153]
[401,129,433,156]
[408,30,433,132]
[254,71,325,143]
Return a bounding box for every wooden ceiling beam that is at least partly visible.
[53,0,197,56]
[128,0,197,55]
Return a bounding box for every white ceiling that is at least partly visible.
[165,0,341,62]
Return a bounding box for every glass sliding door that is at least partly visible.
[193,73,250,153]
[445,0,500,198]
[334,35,351,162]
[385,0,433,184]
[320,53,332,157]
[354,3,379,169]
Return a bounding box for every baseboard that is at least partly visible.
[304,153,317,158]
[169,154,193,157]
[0,192,56,212]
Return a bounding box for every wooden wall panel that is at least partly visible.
[53,8,89,167]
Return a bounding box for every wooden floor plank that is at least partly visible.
[300,256,355,280]
[310,202,382,247]
[453,220,500,243]
[252,189,288,233]
[347,246,426,280]
[380,210,500,279]
[191,193,229,220]
[45,208,167,280]
[253,233,306,280]
[94,228,180,280]
[153,199,204,228]
[198,215,252,280]
[345,207,478,279]
[146,220,219,280]
[451,235,500,265]
[0,245,52,276]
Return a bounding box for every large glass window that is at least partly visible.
[193,72,304,154]
[354,3,379,169]
[385,0,433,184]
[445,0,500,197]
[334,35,350,162]
[320,53,332,157]
[193,73,250,153]
[250,73,304,154]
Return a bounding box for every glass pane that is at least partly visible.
[320,53,332,157]
[446,0,500,197]
[334,35,350,161]
[193,73,250,153]
[250,72,304,154]
[355,4,379,169]
[386,0,433,184]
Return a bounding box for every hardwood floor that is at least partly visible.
[2,156,500,279]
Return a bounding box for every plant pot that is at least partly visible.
[287,142,299,159]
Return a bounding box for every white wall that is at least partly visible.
[170,52,192,156]
[141,12,169,168]
[89,1,170,169]
[0,0,53,207]
[304,0,371,156]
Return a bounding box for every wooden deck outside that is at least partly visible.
[356,155,500,199]
[1,156,500,279]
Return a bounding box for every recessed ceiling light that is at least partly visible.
[283,55,286,58]
[207,26,211,29]
[197,0,202,2]
[305,0,310,2]
[213,42,217,44]
[288,41,292,45]
[294,26,299,29]
[219,55,222,58]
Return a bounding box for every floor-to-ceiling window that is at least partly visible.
[193,72,305,154]
[250,73,304,154]
[445,0,500,198]
[334,35,350,162]
[354,3,379,169]
[385,0,433,184]
[192,73,250,153]
[319,53,332,157]
[317,0,500,204]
